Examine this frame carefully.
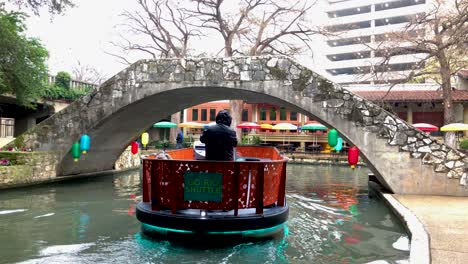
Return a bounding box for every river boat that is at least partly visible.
[136,146,289,242]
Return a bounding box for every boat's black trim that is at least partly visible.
[136,202,289,232]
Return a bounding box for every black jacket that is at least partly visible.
[200,124,238,161]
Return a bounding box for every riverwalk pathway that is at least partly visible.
[394,195,468,264]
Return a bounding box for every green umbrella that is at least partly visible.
[153,121,178,128]
[153,121,177,142]
[301,122,327,145]
[301,123,327,130]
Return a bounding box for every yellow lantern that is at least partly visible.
[141,132,149,148]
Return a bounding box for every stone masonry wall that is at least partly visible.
[0,151,60,188]
[114,147,141,170]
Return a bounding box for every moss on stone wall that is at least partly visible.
[269,67,288,80]
[0,151,60,188]
[292,69,313,92]
[0,165,33,185]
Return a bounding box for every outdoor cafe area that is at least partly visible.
[153,121,468,154]
[177,121,349,154]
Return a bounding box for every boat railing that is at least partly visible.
[141,146,287,216]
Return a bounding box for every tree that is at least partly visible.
[109,0,200,64]
[72,61,105,85]
[184,0,317,139]
[114,0,318,141]
[110,0,200,142]
[55,71,71,89]
[367,0,468,148]
[4,0,74,15]
[0,10,49,108]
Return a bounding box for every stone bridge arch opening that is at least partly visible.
[15,56,468,196]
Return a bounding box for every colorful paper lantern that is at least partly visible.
[131,141,139,155]
[72,142,81,162]
[334,137,343,152]
[348,146,359,169]
[328,129,338,147]
[79,134,90,154]
[141,132,149,148]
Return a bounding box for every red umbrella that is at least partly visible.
[236,122,261,129]
[237,122,260,144]
[413,123,438,131]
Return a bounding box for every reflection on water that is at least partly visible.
[0,165,409,264]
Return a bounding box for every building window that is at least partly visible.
[259,107,267,121]
[280,107,287,120]
[375,15,414,27]
[290,112,298,121]
[242,109,249,121]
[192,109,198,121]
[327,36,371,47]
[0,118,14,138]
[376,0,425,11]
[326,21,371,33]
[201,109,207,121]
[327,5,371,18]
[209,109,216,121]
[269,108,277,121]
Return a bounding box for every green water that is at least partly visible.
[0,165,409,264]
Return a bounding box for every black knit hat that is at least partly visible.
[215,110,232,126]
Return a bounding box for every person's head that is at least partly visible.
[215,110,232,127]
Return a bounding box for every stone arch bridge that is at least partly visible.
[13,56,468,195]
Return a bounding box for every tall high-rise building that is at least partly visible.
[322,0,429,85]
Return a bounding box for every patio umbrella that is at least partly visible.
[260,124,274,142]
[260,124,274,130]
[153,121,177,142]
[301,122,327,145]
[440,123,468,132]
[236,122,261,129]
[178,122,203,144]
[412,123,438,132]
[237,122,260,144]
[301,123,327,130]
[178,121,204,128]
[272,123,298,144]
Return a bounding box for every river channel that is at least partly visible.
[0,165,409,264]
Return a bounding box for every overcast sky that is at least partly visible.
[16,0,330,81]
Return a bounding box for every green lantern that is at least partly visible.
[328,129,338,147]
[72,142,81,162]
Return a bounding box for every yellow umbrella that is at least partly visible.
[260,124,274,142]
[440,123,468,132]
[260,124,273,130]
[178,122,203,144]
[178,121,204,128]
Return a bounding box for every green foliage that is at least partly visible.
[252,135,262,145]
[459,139,468,150]
[5,0,74,15]
[55,71,71,89]
[241,135,262,145]
[41,84,91,101]
[13,135,25,149]
[0,10,49,108]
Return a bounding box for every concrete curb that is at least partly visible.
[382,193,431,264]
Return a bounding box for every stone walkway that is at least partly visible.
[394,195,468,264]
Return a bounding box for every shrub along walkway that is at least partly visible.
[394,195,468,264]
